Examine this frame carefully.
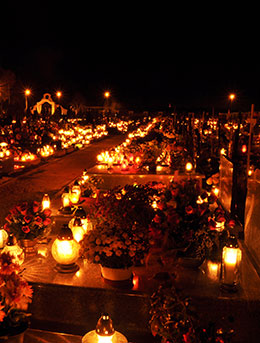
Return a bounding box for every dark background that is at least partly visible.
[0,2,258,112]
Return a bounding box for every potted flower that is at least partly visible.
[4,201,52,256]
[81,184,157,281]
[0,252,33,340]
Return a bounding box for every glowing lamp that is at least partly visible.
[74,207,91,232]
[241,144,247,154]
[185,162,193,172]
[42,193,50,210]
[60,186,73,214]
[71,217,85,242]
[221,235,242,292]
[70,181,81,204]
[82,313,128,343]
[51,224,80,273]
[1,234,24,265]
[0,227,8,249]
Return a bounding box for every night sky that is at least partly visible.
[0,3,258,112]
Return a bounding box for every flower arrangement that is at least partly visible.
[149,179,216,260]
[81,184,157,268]
[150,274,234,343]
[4,201,52,241]
[0,252,33,336]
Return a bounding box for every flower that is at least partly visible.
[0,252,33,330]
[4,200,52,241]
[81,184,157,268]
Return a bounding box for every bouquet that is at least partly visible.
[4,201,52,241]
[0,252,33,335]
[149,179,215,260]
[81,184,157,268]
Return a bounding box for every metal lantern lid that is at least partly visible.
[6,233,17,246]
[57,224,74,241]
[225,234,239,248]
[73,217,82,227]
[63,186,70,193]
[74,206,86,218]
[95,313,115,337]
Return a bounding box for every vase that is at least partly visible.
[19,239,37,257]
[100,265,133,287]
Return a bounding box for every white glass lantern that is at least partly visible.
[185,162,193,173]
[60,186,73,214]
[221,235,242,291]
[51,224,80,273]
[82,313,128,343]
[71,217,85,242]
[71,181,81,199]
[1,234,24,265]
[0,227,8,249]
[42,193,51,210]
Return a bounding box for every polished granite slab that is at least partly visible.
[24,329,82,343]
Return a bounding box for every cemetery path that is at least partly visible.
[0,134,126,224]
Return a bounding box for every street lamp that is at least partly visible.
[104,91,110,99]
[24,89,31,112]
[228,93,236,116]
[56,91,62,99]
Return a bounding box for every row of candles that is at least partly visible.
[96,120,157,169]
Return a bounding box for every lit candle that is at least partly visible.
[42,193,50,210]
[221,235,242,289]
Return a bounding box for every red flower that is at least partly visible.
[43,218,51,226]
[3,223,10,232]
[5,214,13,224]
[35,216,43,225]
[24,215,32,223]
[185,205,194,215]
[9,207,18,216]
[33,201,40,213]
[216,214,226,223]
[43,208,51,217]
[16,203,28,215]
[22,225,30,233]
[153,214,162,224]
[227,219,236,228]
[208,218,216,230]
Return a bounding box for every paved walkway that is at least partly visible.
[0,134,127,224]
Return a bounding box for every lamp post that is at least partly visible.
[24,89,31,113]
[228,93,236,118]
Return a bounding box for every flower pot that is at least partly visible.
[19,239,37,257]
[100,265,132,281]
